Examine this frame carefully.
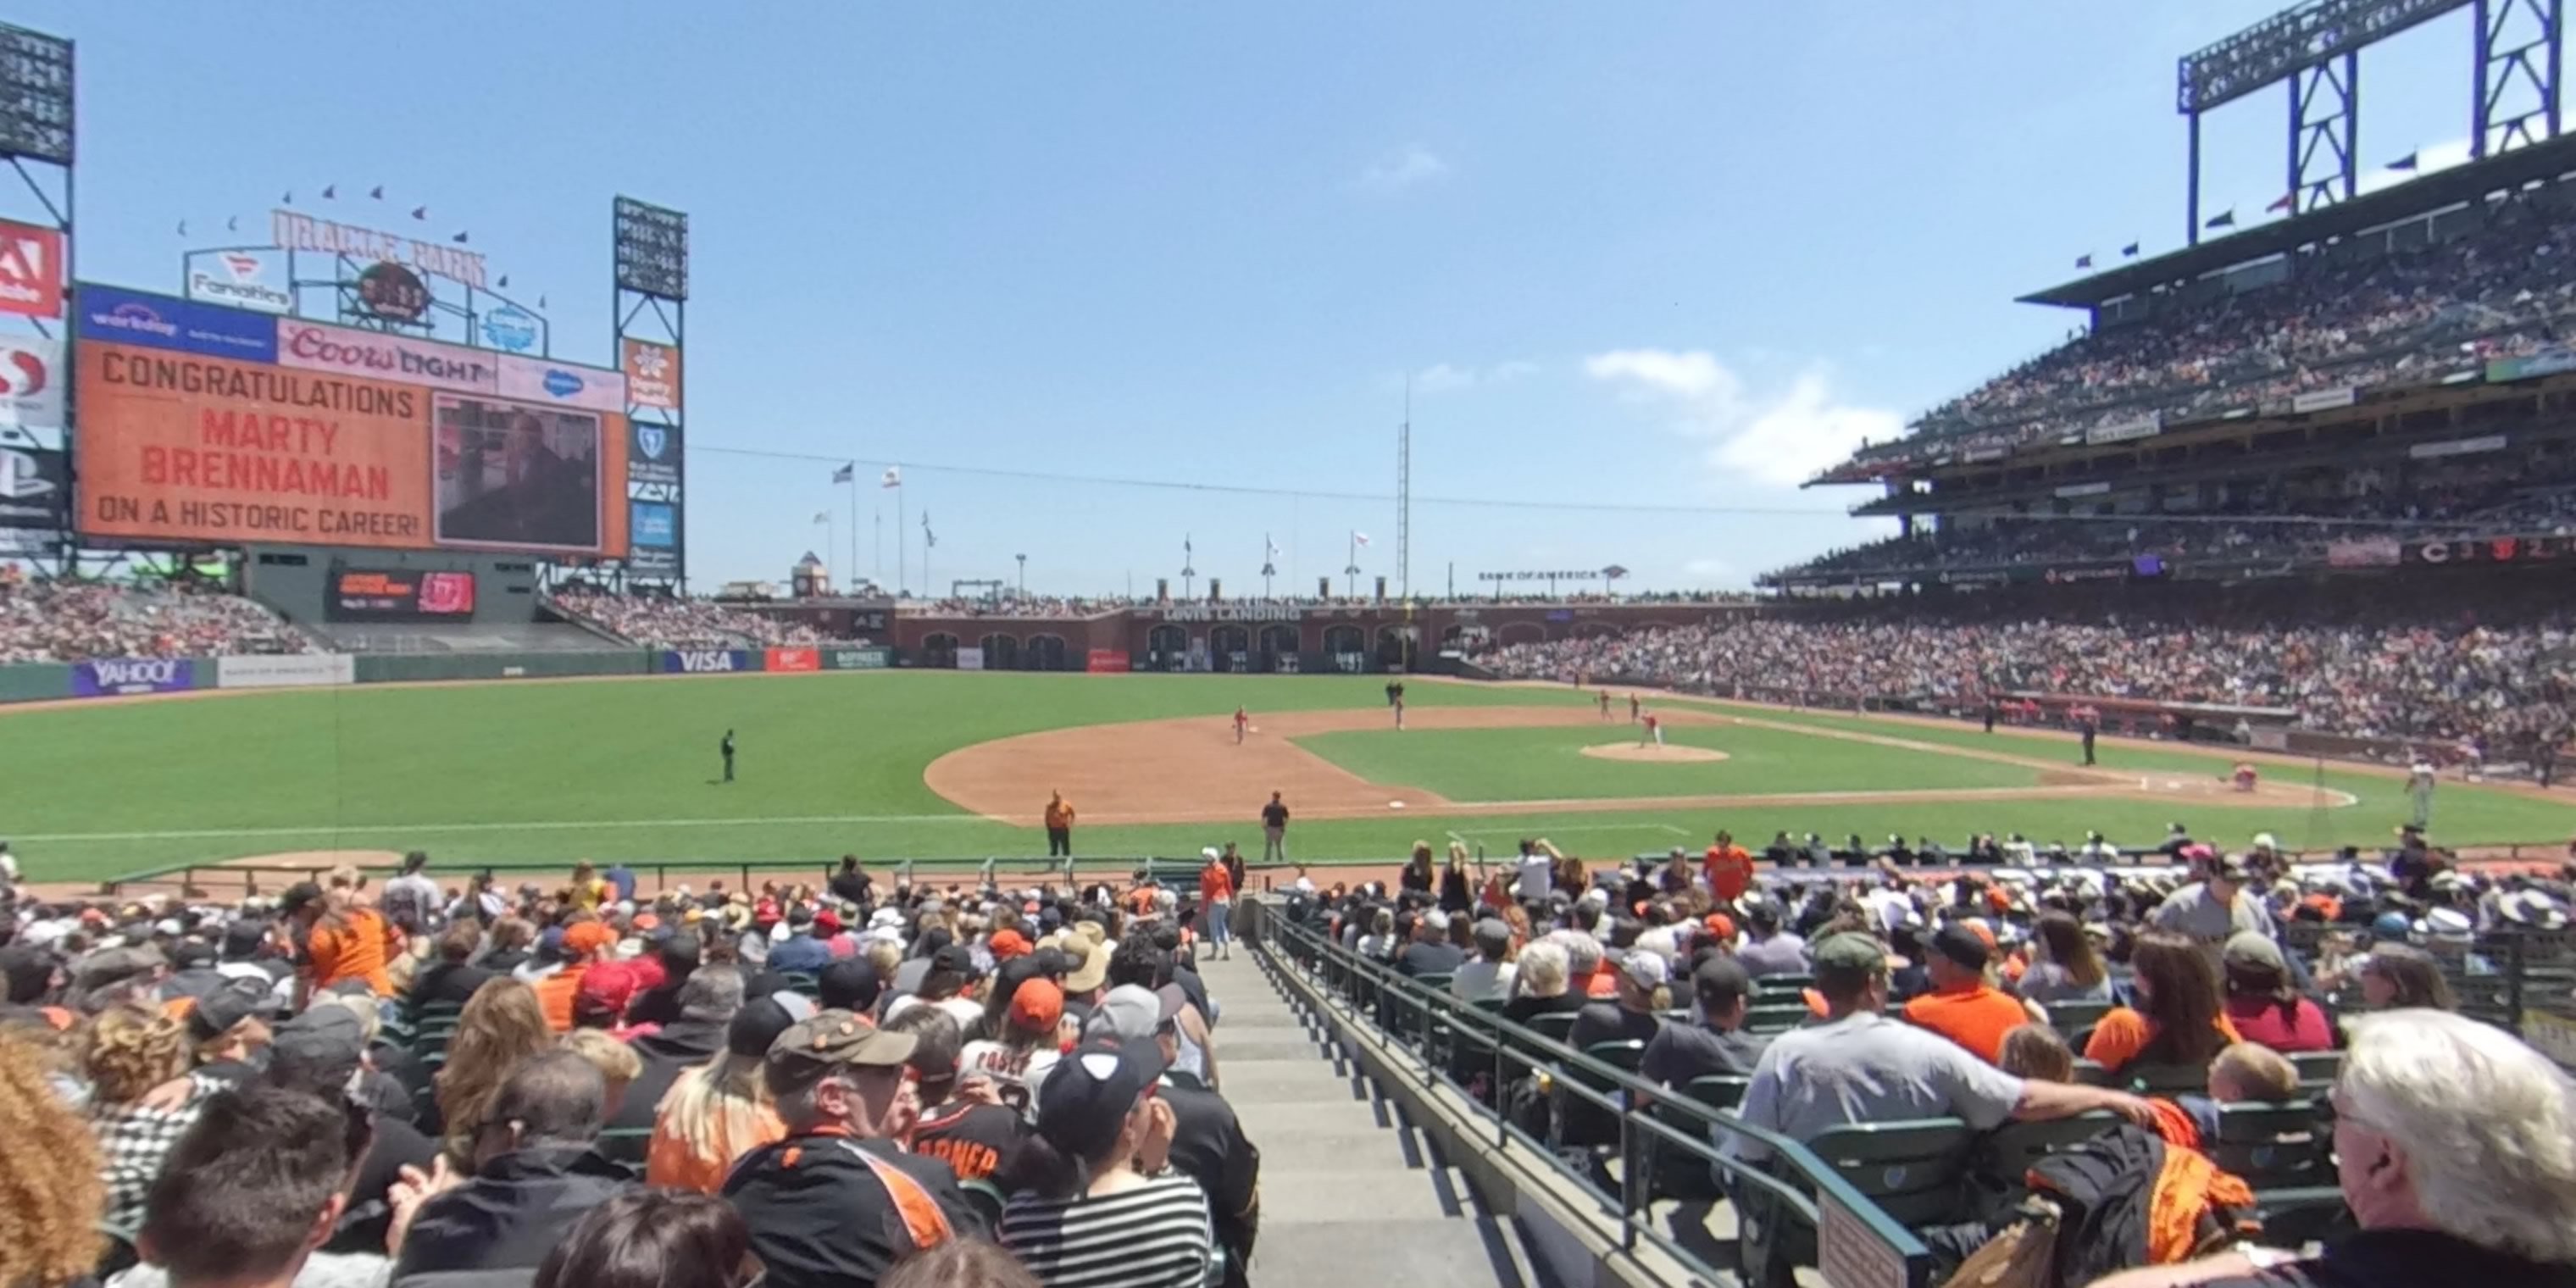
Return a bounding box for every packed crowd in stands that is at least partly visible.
[1481,613,2576,748]
[0,849,1263,1288]
[1830,191,2576,477]
[897,590,1752,617]
[552,591,829,649]
[1785,447,2576,583]
[0,576,314,665]
[0,824,2568,1288]
[1288,831,2576,1285]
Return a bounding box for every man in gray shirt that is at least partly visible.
[2146,853,2274,966]
[1735,901,1810,978]
[1723,934,2154,1169]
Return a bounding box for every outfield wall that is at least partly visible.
[0,645,897,703]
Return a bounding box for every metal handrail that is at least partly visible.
[1256,901,1934,1288]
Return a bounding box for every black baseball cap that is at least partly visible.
[186,981,269,1043]
[280,882,326,917]
[727,993,815,1059]
[1033,1041,1163,1163]
[930,943,979,979]
[1928,924,1990,973]
[818,958,883,1013]
[1691,956,1752,1013]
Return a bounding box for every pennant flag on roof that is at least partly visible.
[2206,209,2236,230]
[2122,242,2140,258]
[2075,253,2092,269]
[410,205,427,220]
[2267,192,2295,214]
[2388,151,2419,171]
[322,185,336,199]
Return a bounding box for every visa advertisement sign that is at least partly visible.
[76,283,278,362]
[72,657,197,697]
[663,649,754,674]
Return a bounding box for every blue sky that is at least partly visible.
[21,2,2515,593]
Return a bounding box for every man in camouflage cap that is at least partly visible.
[722,1008,984,1288]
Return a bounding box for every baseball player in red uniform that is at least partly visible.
[1233,705,1249,744]
[1640,710,1663,747]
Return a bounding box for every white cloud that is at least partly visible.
[1584,347,1901,488]
[1358,145,1451,193]
[1682,556,1735,583]
[1408,359,1539,394]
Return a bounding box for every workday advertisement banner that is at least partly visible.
[663,649,755,675]
[823,647,891,670]
[72,657,196,697]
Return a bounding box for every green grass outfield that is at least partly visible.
[1,671,2568,881]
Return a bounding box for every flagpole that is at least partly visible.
[845,475,858,598]
[898,484,907,597]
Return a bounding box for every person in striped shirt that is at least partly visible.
[996,1041,1212,1288]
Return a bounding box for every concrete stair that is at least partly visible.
[1190,949,1540,1288]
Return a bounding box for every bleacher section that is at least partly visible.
[308,622,630,653]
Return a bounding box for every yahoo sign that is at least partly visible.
[72,657,196,697]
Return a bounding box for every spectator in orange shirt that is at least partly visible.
[1902,924,2042,1064]
[283,880,400,1004]
[1043,791,1076,858]
[535,922,620,1033]
[1703,830,1754,904]
[2081,932,2241,1077]
[1197,847,1235,962]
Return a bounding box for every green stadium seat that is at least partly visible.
[2121,1063,2207,1095]
[1744,1002,1812,1035]
[2288,1051,2342,1092]
[1804,1118,1979,1230]
[2209,1101,2331,1190]
[1972,1112,2119,1211]
[1554,1040,1646,1152]
[2046,998,2112,1033]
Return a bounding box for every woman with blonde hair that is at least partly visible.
[647,994,793,1194]
[0,1028,104,1286]
[431,979,555,1161]
[1440,841,1475,914]
[84,1004,203,1234]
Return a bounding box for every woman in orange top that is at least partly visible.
[649,997,792,1193]
[2082,932,2240,1076]
[285,880,400,1002]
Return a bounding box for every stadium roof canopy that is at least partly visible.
[2017,129,2576,309]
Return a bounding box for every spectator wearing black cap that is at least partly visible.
[647,991,802,1194]
[900,1004,1024,1191]
[122,1085,381,1288]
[391,1050,633,1278]
[997,1041,1213,1288]
[1643,957,1769,1088]
[1735,902,1807,978]
[1084,985,1259,1287]
[819,956,885,1015]
[724,1008,983,1288]
[888,941,984,1030]
[182,982,273,1087]
[1901,924,2041,1065]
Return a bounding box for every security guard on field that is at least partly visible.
[723,1009,985,1288]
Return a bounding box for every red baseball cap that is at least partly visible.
[814,909,842,935]
[990,930,1032,961]
[1009,978,1064,1030]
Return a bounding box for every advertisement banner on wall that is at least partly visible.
[0,445,65,530]
[2084,416,2159,446]
[0,336,63,430]
[186,250,294,314]
[824,646,891,669]
[622,339,680,410]
[663,648,752,674]
[0,220,61,318]
[2327,536,2404,567]
[277,319,500,396]
[497,354,626,414]
[2408,433,2508,460]
[72,657,196,697]
[1085,648,1131,674]
[2405,535,2573,565]
[2290,386,2357,413]
[326,569,477,621]
[957,646,985,671]
[766,647,820,673]
[77,283,278,362]
[75,340,629,558]
[217,653,355,689]
[625,415,681,576]
[2484,349,2576,384]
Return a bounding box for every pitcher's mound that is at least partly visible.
[1583,743,1730,763]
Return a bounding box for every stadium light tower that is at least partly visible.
[1015,552,1026,599]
